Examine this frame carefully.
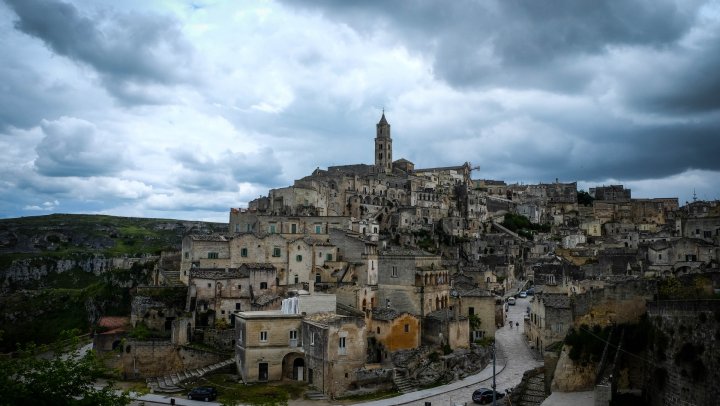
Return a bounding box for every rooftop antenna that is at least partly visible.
[693,189,697,202]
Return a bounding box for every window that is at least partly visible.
[326,253,333,261]
[269,224,276,234]
[260,282,268,289]
[291,224,297,234]
[207,283,212,288]
[704,231,712,238]
[208,252,219,259]
[376,327,380,334]
[289,330,298,340]
[310,334,315,346]
[241,248,248,257]
[338,337,346,355]
[315,225,322,234]
[260,331,268,342]
[221,310,225,315]
[404,324,409,333]
[235,303,241,310]
[468,307,475,316]
[391,266,398,277]
[184,252,189,259]
[296,254,303,262]
[237,285,241,290]
[294,275,299,284]
[272,247,281,257]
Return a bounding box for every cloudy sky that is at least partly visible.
[1,0,719,222]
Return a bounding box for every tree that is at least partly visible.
[577,190,594,207]
[0,331,131,406]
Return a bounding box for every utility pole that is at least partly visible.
[492,340,497,406]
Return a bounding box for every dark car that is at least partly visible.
[472,387,505,404]
[188,386,218,402]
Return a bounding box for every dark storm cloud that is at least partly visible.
[281,0,700,91]
[4,0,193,104]
[34,117,125,177]
[621,29,720,115]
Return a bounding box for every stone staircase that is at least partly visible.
[393,368,418,394]
[160,269,185,286]
[505,367,547,406]
[146,358,235,393]
[305,390,329,400]
[516,374,547,406]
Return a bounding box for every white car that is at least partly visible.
[519,291,528,298]
[507,297,516,305]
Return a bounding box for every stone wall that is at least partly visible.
[117,340,227,379]
[646,300,720,406]
[203,328,236,350]
[551,346,596,392]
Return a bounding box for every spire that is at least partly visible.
[378,110,388,126]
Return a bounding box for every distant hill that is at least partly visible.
[0,214,226,352]
[0,213,227,268]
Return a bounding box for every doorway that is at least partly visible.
[258,363,268,381]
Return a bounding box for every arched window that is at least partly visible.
[260,282,268,289]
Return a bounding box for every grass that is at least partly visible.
[181,374,307,406]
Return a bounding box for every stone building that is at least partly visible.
[188,264,279,327]
[234,310,304,382]
[302,312,367,397]
[527,290,572,353]
[375,248,451,317]
[452,284,501,341]
[367,308,421,364]
[180,235,230,285]
[590,185,631,201]
[421,308,470,349]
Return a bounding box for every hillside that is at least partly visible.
[0,214,226,352]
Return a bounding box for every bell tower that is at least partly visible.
[375,111,392,174]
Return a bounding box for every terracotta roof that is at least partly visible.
[97,316,130,335]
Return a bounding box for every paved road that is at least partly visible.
[397,296,541,406]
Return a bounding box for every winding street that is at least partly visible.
[412,296,542,406]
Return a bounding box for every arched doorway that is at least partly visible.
[282,352,305,381]
[293,358,305,380]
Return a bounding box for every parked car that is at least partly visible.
[519,291,528,298]
[526,288,535,296]
[188,386,218,402]
[472,387,506,404]
[507,297,516,305]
